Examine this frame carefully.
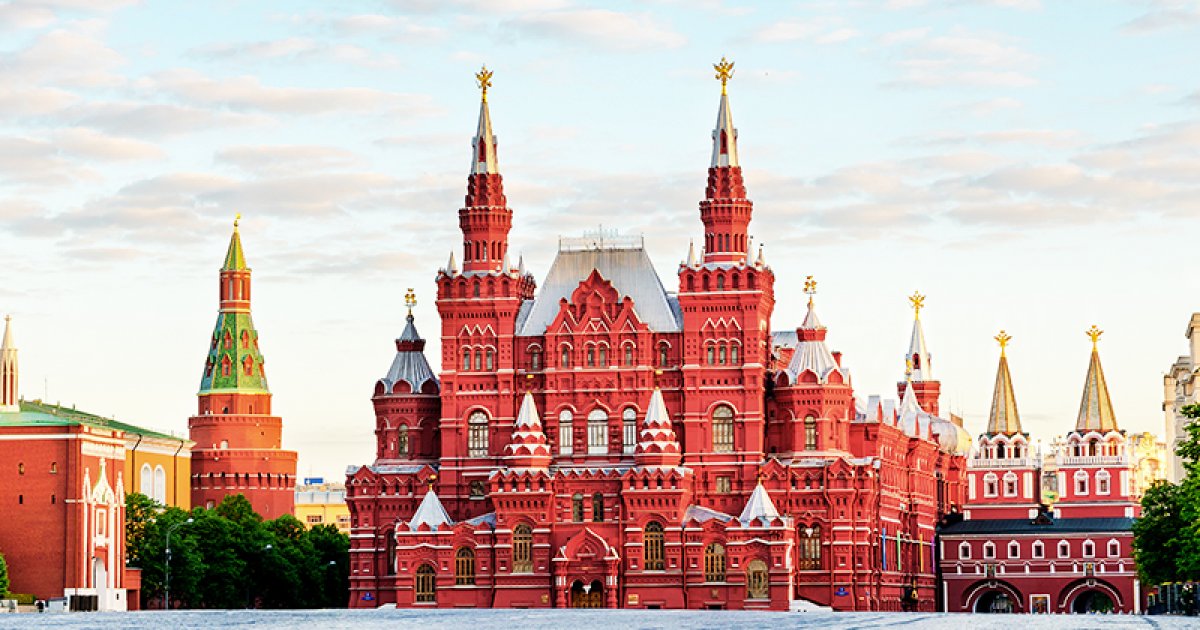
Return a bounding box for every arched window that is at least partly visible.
[983,542,996,559]
[513,524,533,573]
[397,425,410,457]
[658,344,669,368]
[712,405,734,453]
[140,464,153,497]
[474,350,482,371]
[800,524,821,569]
[592,493,604,522]
[704,543,726,582]
[455,548,475,585]
[746,559,769,599]
[530,347,542,371]
[572,494,584,522]
[622,408,637,454]
[587,347,596,367]
[587,409,608,455]
[1003,471,1018,497]
[731,344,739,365]
[1096,470,1110,495]
[1007,541,1020,559]
[153,466,167,503]
[598,345,607,366]
[1032,540,1044,558]
[959,541,971,560]
[559,410,574,455]
[485,349,494,371]
[717,275,725,290]
[468,411,489,457]
[719,344,727,365]
[643,521,664,571]
[462,348,471,371]
[624,344,634,366]
[415,564,436,602]
[706,346,715,365]
[1058,540,1070,558]
[561,347,571,368]
[804,416,817,451]
[1075,470,1089,496]
[1082,540,1095,558]
[1108,540,1120,558]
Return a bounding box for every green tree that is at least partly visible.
[0,549,11,598]
[1135,404,1200,583]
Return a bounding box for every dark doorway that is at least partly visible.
[975,591,1015,613]
[1073,590,1115,613]
[570,580,603,608]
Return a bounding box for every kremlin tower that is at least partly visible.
[188,217,297,519]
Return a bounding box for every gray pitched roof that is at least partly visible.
[516,246,681,336]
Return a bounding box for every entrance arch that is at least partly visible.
[1059,579,1122,613]
[962,580,1023,613]
[975,590,1015,613]
[1072,589,1116,613]
[570,579,603,608]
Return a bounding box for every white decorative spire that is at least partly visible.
[755,243,765,267]
[686,239,697,267]
[518,253,526,276]
[711,57,739,168]
[409,487,453,530]
[447,251,458,275]
[906,292,932,381]
[471,65,499,175]
[739,481,781,524]
[501,251,511,274]
[0,315,18,413]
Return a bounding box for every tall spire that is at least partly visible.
[201,218,269,394]
[0,315,18,413]
[1076,325,1118,433]
[906,292,932,381]
[460,64,512,273]
[699,57,753,265]
[986,330,1022,435]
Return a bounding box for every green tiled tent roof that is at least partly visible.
[223,228,247,271]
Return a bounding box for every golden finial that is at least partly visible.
[905,357,913,382]
[233,213,241,230]
[804,275,817,306]
[909,292,925,320]
[404,287,417,316]
[476,65,493,103]
[995,330,1012,357]
[1087,325,1103,351]
[714,57,735,95]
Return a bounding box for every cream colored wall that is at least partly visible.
[124,435,193,509]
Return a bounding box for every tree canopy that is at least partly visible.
[1134,404,1200,584]
[126,493,349,609]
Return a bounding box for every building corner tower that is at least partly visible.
[188,216,297,519]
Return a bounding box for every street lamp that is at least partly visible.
[164,517,194,609]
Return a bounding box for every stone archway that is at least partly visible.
[963,580,1023,613]
[1059,578,1123,614]
[975,590,1016,613]
[570,579,604,608]
[1072,590,1115,613]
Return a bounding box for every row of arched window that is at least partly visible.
[461,347,495,372]
[962,538,1121,560]
[140,463,168,503]
[704,342,740,366]
[527,343,673,371]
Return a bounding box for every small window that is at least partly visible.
[530,347,541,371]
[1058,541,1070,558]
[800,525,822,569]
[984,473,999,498]
[559,410,574,455]
[587,410,608,455]
[572,494,584,522]
[415,564,436,602]
[1003,472,1018,497]
[1108,540,1120,558]
[18,462,24,475]
[485,349,494,371]
[513,524,533,573]
[716,476,732,494]
[707,346,715,365]
[307,514,323,524]
[983,542,995,559]
[704,543,726,582]
[1097,470,1110,495]
[598,346,607,366]
[561,347,571,368]
[468,411,489,457]
[469,480,486,499]
[397,425,409,457]
[804,416,817,451]
[658,344,669,367]
[719,344,727,365]
[959,542,971,560]
[474,350,482,371]
[50,462,58,474]
[592,493,604,522]
[1007,541,1020,559]
[1032,541,1044,559]
[730,345,739,364]
[1083,540,1095,558]
[624,345,634,366]
[746,559,769,599]
[712,405,734,453]
[587,347,595,367]
[644,521,665,571]
[462,348,471,371]
[622,408,637,454]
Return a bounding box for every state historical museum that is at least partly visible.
[346,61,972,611]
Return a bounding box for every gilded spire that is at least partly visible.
[710,57,739,168]
[471,65,499,175]
[1076,325,1118,433]
[910,292,925,320]
[223,215,247,271]
[987,330,1022,435]
[906,292,932,381]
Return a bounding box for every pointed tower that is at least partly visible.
[1054,326,1137,518]
[634,388,682,468]
[987,330,1022,436]
[505,392,552,469]
[699,57,753,264]
[0,316,17,413]
[373,288,440,462]
[962,330,1042,519]
[460,65,512,274]
[188,216,297,519]
[896,292,941,415]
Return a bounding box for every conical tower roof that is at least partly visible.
[986,330,1022,435]
[1075,326,1118,433]
[200,220,269,395]
[379,290,438,395]
[906,292,932,381]
[471,67,499,176]
[409,488,453,530]
[634,387,681,467]
[223,216,247,271]
[506,392,552,468]
[739,481,781,525]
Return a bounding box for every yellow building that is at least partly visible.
[1129,431,1167,498]
[125,430,193,509]
[294,481,349,534]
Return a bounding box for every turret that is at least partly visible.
[374,290,440,462]
[0,315,17,413]
[634,388,682,468]
[699,57,753,264]
[459,65,512,274]
[986,330,1022,436]
[505,392,552,469]
[897,292,941,414]
[1075,325,1119,434]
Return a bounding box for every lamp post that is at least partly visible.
[164,517,194,609]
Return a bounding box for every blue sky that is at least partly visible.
[1,0,1198,479]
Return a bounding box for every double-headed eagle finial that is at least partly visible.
[714,57,735,94]
[1087,325,1103,351]
[995,330,1012,357]
[804,275,817,306]
[909,291,925,320]
[476,65,494,102]
[405,287,417,316]
[233,213,241,230]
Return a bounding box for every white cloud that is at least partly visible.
[884,28,1038,88]
[194,37,402,69]
[506,9,686,51]
[215,145,366,176]
[68,101,271,138]
[1122,0,1200,34]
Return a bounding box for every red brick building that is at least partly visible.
[346,63,970,611]
[939,330,1142,614]
[188,219,297,519]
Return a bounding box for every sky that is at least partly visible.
[1,0,1198,481]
